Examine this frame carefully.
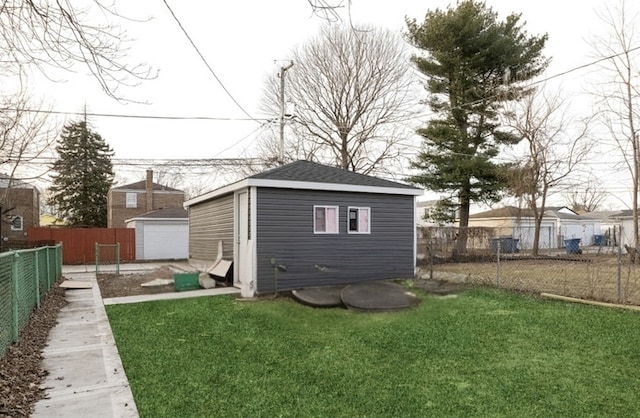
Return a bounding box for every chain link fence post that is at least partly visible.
[617,245,622,302]
[496,237,501,287]
[429,237,434,281]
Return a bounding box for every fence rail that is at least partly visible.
[0,245,63,357]
[417,227,640,306]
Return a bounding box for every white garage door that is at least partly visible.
[143,221,188,260]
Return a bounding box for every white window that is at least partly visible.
[10,216,23,231]
[126,192,137,208]
[314,206,338,234]
[348,207,370,234]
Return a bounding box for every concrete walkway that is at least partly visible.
[32,264,240,418]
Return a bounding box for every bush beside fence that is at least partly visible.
[417,227,640,306]
[0,245,63,357]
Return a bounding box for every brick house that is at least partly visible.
[0,175,40,245]
[107,170,185,228]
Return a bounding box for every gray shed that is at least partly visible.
[184,160,422,297]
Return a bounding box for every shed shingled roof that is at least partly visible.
[249,160,418,190]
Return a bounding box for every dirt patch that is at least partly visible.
[96,266,179,299]
[0,283,67,417]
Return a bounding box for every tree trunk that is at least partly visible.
[453,189,470,257]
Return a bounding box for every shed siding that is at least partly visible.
[188,193,234,260]
[255,188,414,293]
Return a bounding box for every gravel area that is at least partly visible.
[0,283,67,418]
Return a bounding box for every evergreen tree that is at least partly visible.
[406,1,548,254]
[48,121,114,227]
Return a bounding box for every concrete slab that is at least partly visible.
[41,347,109,389]
[32,385,138,418]
[292,286,345,307]
[55,306,98,325]
[60,280,93,289]
[45,323,104,350]
[341,281,419,311]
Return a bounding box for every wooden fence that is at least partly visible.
[27,227,135,265]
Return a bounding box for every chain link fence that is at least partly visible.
[417,227,640,305]
[0,244,63,357]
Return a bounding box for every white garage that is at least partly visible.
[126,207,188,261]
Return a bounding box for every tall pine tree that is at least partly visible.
[406,1,548,255]
[48,120,114,227]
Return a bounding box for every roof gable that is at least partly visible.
[112,180,182,193]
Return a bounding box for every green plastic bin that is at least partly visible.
[174,273,200,292]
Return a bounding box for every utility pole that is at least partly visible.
[278,61,294,164]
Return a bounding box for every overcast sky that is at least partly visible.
[29,0,637,207]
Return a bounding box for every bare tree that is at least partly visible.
[565,180,609,213]
[589,0,640,245]
[501,87,591,255]
[259,24,417,176]
[0,89,56,180]
[0,0,154,100]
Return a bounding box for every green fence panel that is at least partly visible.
[0,255,12,358]
[15,252,36,337]
[37,249,48,297]
[0,245,62,358]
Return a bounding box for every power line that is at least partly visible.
[458,45,640,110]
[0,107,269,121]
[162,0,259,123]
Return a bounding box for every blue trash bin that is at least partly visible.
[593,235,604,246]
[564,238,581,254]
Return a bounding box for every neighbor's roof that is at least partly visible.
[186,160,422,207]
[0,174,37,190]
[112,180,183,193]
[470,206,535,218]
[471,205,598,220]
[125,207,187,222]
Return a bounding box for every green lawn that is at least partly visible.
[106,288,640,417]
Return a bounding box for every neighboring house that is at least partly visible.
[39,213,66,227]
[0,175,40,245]
[415,199,439,227]
[468,206,601,251]
[125,207,188,261]
[184,160,422,297]
[107,169,185,228]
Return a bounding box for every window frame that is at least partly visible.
[10,215,23,231]
[313,205,339,234]
[347,206,371,234]
[125,192,137,208]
